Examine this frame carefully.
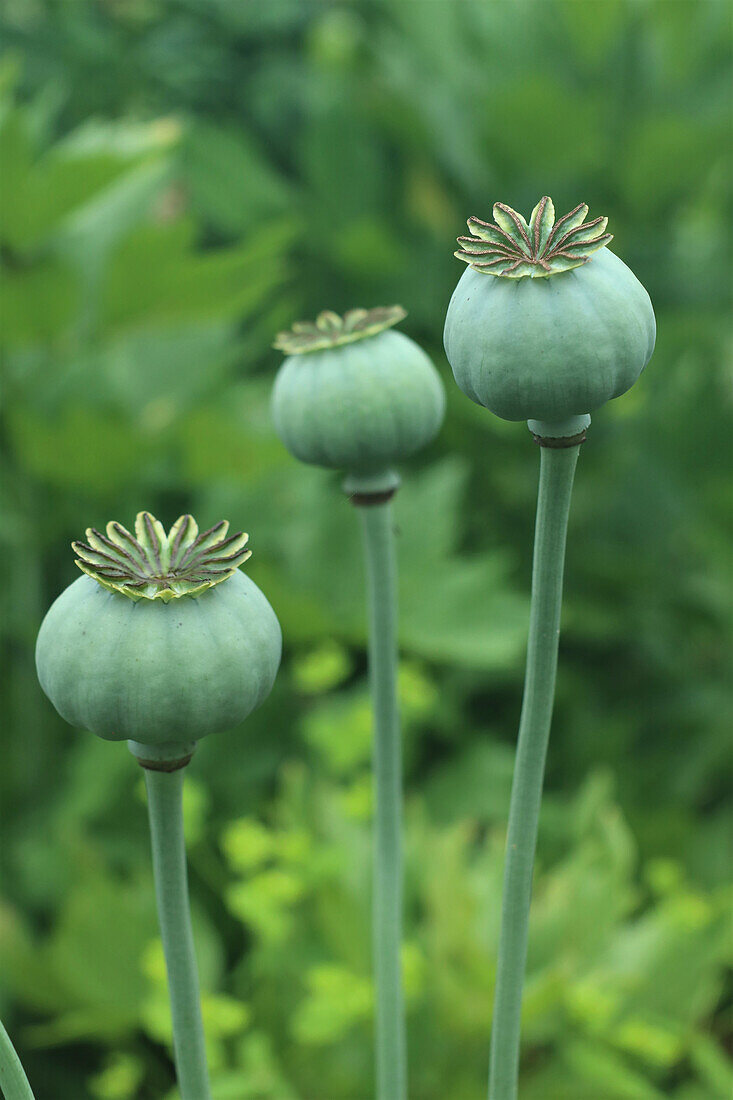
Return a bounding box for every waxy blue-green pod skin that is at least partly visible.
[36,571,282,745]
[272,330,445,474]
[444,248,656,423]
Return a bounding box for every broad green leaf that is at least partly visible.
[58,158,173,274]
[562,1040,667,1099]
[688,1034,733,1098]
[0,259,77,345]
[7,406,146,491]
[38,873,157,1036]
[99,218,294,331]
[182,121,293,235]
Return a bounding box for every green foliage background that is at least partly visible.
[0,2,730,1098]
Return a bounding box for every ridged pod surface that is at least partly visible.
[444,199,656,424]
[272,308,445,476]
[36,514,281,745]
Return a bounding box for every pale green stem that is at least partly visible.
[357,499,407,1100]
[489,443,581,1100]
[0,1020,35,1100]
[143,767,211,1100]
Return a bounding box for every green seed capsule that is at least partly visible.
[444,198,656,424]
[271,306,445,481]
[35,512,282,745]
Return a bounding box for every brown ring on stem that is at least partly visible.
[532,428,588,449]
[128,739,197,773]
[349,488,399,507]
[134,752,195,772]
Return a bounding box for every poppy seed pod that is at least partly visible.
[36,512,282,746]
[271,306,445,489]
[444,198,656,427]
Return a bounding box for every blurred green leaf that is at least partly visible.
[30,871,157,1040]
[7,406,146,491]
[0,257,77,345]
[182,120,294,236]
[99,218,292,331]
[561,1039,667,1099]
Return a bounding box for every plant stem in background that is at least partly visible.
[272,299,442,1100]
[357,497,407,1100]
[0,1020,35,1100]
[489,443,581,1100]
[143,765,212,1100]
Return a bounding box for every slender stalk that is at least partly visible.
[0,1019,35,1100]
[489,443,581,1100]
[357,499,407,1100]
[143,767,211,1100]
